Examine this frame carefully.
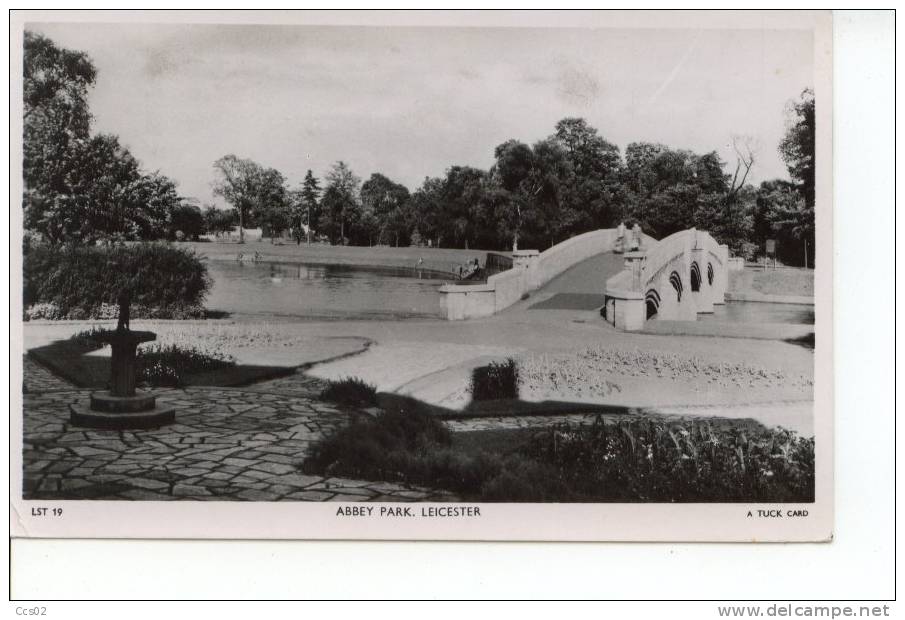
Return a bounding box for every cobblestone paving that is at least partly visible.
[23,357,75,393]
[22,373,457,502]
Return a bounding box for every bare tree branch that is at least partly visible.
[728,135,756,196]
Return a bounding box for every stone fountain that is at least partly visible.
[69,293,175,429]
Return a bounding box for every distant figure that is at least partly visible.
[616,221,627,252]
[631,223,642,251]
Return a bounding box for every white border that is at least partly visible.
[8,7,893,600]
[8,9,833,543]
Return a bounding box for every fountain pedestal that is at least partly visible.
[69,329,176,429]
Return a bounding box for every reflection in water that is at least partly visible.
[701,301,814,325]
[206,260,448,320]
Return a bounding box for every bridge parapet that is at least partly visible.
[440,228,643,320]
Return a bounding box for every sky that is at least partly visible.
[29,22,814,207]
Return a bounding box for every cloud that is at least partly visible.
[556,65,601,108]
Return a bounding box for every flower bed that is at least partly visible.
[302,405,814,502]
[28,328,292,389]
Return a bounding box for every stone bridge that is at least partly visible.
[438,228,656,320]
[603,228,729,330]
[438,226,730,329]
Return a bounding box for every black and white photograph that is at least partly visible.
[11,10,834,542]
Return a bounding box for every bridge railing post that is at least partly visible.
[623,252,645,292]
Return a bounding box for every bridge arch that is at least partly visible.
[604,227,729,330]
[669,270,683,301]
[645,288,661,319]
[690,261,701,292]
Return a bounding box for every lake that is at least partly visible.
[205,260,449,321]
[701,301,815,325]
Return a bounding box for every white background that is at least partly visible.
[6,8,897,607]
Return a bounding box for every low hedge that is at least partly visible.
[320,377,379,408]
[23,243,211,320]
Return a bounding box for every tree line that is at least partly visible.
[23,31,815,267]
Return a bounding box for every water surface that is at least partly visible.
[701,301,814,325]
[205,260,448,320]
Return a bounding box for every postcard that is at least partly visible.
[10,10,833,541]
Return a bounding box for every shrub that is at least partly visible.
[23,243,211,319]
[302,407,452,480]
[320,377,379,407]
[70,327,111,349]
[136,343,234,386]
[23,302,64,321]
[471,358,519,400]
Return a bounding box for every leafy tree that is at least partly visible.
[23,30,97,231]
[695,186,755,259]
[360,173,412,247]
[491,139,569,250]
[553,118,621,179]
[409,176,445,248]
[319,161,361,245]
[167,200,205,241]
[254,167,290,243]
[776,89,816,267]
[212,155,287,243]
[297,169,321,244]
[438,166,486,249]
[318,185,345,245]
[352,208,380,246]
[202,205,236,237]
[26,129,180,246]
[48,134,168,244]
[618,142,757,253]
[779,89,815,208]
[624,142,667,193]
[136,172,184,241]
[550,118,624,235]
[23,32,185,246]
[755,179,814,266]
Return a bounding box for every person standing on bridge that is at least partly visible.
[617,222,626,252]
[631,223,642,251]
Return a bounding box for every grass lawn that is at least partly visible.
[28,337,293,390]
[730,267,814,297]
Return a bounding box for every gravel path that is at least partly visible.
[23,356,75,393]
